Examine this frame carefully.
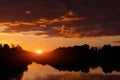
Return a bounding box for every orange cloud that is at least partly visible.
[68,11,75,16]
[0,22,35,26]
[0,11,119,38]
[0,0,119,38]
[36,16,81,25]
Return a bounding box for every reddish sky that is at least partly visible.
[0,0,120,52]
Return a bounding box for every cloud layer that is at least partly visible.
[0,0,120,38]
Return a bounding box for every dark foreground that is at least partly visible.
[0,44,120,79]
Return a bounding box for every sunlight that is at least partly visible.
[35,50,43,54]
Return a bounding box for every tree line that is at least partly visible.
[0,44,120,79]
[37,44,120,73]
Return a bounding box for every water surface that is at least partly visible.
[22,62,120,80]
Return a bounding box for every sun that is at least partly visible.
[35,50,43,54]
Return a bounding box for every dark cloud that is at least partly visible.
[114,41,120,43]
[0,0,68,21]
[0,0,120,38]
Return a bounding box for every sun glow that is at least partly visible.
[35,50,43,54]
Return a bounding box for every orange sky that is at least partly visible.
[0,31,120,52]
[0,0,120,52]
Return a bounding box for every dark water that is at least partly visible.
[22,62,120,80]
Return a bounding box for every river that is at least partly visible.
[22,62,120,80]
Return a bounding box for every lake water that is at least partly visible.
[22,62,120,80]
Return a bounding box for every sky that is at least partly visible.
[0,0,120,52]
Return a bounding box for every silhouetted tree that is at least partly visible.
[0,44,32,80]
[0,43,120,79]
[36,44,120,73]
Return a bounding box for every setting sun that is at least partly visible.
[35,50,43,54]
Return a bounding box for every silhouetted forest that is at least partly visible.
[0,44,32,80]
[0,44,120,79]
[44,44,120,73]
